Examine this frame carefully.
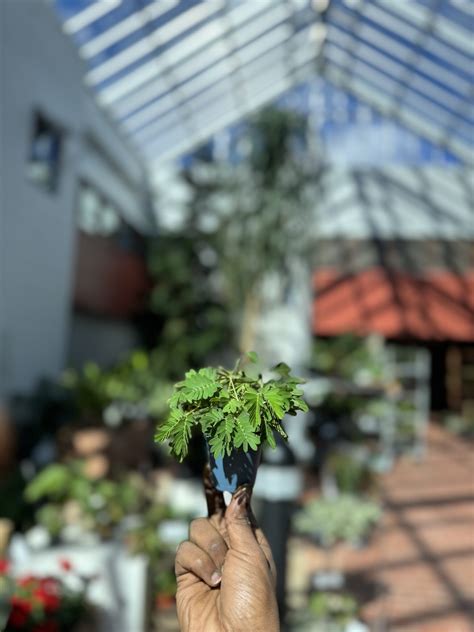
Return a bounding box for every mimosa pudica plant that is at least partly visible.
[155,353,308,461]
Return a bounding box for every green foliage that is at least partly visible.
[155,353,308,461]
[146,234,233,376]
[61,349,172,424]
[175,368,219,402]
[155,568,177,597]
[24,462,147,539]
[309,591,358,625]
[324,452,376,495]
[312,334,388,385]
[180,107,318,346]
[24,464,73,503]
[294,495,381,548]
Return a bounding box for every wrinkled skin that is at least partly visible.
[175,467,279,632]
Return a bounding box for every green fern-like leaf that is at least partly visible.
[155,409,183,442]
[263,384,289,419]
[208,434,225,458]
[209,414,236,457]
[178,368,219,402]
[223,398,241,414]
[170,415,194,462]
[201,408,224,432]
[246,351,259,364]
[156,355,307,460]
[222,415,236,455]
[234,411,261,451]
[272,361,291,376]
[264,421,277,449]
[292,397,309,413]
[244,388,261,428]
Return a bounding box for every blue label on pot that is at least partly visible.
[208,446,262,493]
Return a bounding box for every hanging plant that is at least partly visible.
[155,353,308,491]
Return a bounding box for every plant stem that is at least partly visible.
[228,374,239,401]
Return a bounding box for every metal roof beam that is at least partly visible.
[124,23,292,136]
[117,4,291,127]
[63,0,121,35]
[325,27,471,122]
[134,37,297,146]
[86,1,225,86]
[324,62,473,164]
[79,0,179,59]
[369,1,472,71]
[97,0,279,109]
[131,23,317,146]
[145,57,318,167]
[375,0,474,55]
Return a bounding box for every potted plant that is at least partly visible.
[24,461,147,543]
[153,568,176,612]
[0,558,95,631]
[294,495,381,549]
[307,590,360,632]
[155,353,308,492]
[323,451,377,497]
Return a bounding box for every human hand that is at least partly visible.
[175,467,279,632]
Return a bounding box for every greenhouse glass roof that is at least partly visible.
[53,0,473,167]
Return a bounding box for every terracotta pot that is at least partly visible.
[155,594,176,611]
[208,444,262,493]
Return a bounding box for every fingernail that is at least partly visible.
[223,491,232,506]
[236,491,247,506]
[211,571,222,585]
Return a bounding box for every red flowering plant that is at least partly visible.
[0,559,93,631]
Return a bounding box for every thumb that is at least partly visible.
[225,486,262,557]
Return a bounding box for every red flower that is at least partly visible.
[39,577,59,594]
[10,594,33,614]
[58,557,73,572]
[0,558,10,574]
[8,606,29,628]
[8,592,33,629]
[35,578,60,611]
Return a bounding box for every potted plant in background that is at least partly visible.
[322,450,378,497]
[294,495,381,551]
[17,462,178,632]
[155,353,308,492]
[150,107,318,359]
[302,590,363,632]
[293,494,381,601]
[23,461,147,543]
[59,350,172,474]
[0,558,95,632]
[153,568,176,612]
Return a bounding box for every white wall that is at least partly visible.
[0,0,146,397]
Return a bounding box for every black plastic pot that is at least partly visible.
[208,444,262,493]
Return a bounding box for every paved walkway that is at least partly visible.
[369,423,474,631]
[289,423,474,631]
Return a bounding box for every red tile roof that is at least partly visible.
[313,268,474,341]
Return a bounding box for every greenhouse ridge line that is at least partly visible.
[53,0,473,166]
